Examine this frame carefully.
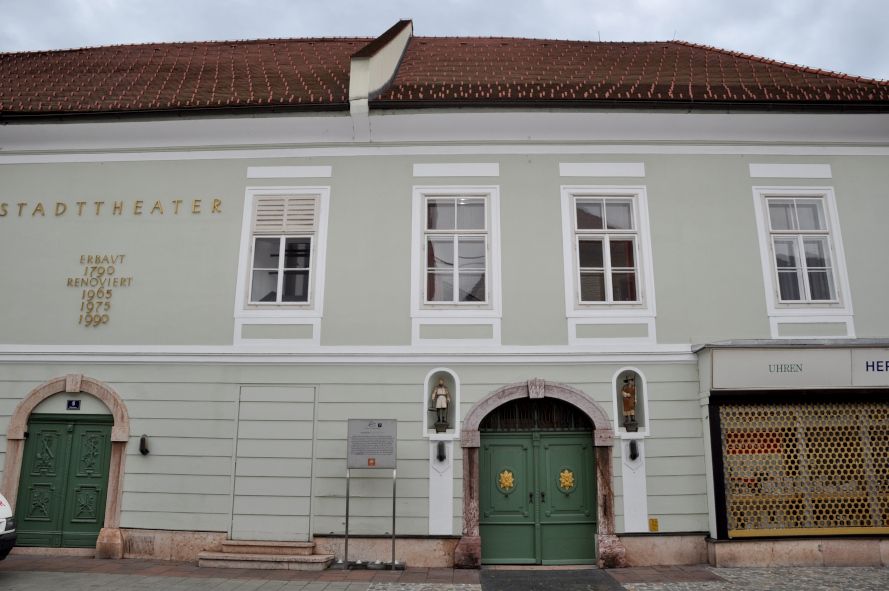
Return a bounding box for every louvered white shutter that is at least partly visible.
[253,196,318,234]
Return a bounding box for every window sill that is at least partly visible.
[236,308,321,319]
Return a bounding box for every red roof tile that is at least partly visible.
[0,38,367,115]
[1,34,887,117]
[375,38,889,107]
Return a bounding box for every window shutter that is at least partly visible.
[253,196,318,234]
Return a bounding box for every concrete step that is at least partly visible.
[197,551,335,571]
[220,540,317,556]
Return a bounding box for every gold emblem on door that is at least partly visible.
[559,468,575,492]
[497,469,515,493]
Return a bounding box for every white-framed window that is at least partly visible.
[410,186,501,344]
[560,186,656,316]
[752,186,854,337]
[765,197,837,303]
[573,197,640,303]
[249,197,317,305]
[424,196,488,304]
[234,187,330,319]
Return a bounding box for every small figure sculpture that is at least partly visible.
[430,378,451,432]
[621,376,638,431]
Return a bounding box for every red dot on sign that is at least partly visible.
[368,458,376,467]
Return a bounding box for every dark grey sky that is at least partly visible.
[1,0,887,80]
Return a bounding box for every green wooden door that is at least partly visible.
[16,414,112,548]
[539,434,597,564]
[479,433,537,563]
[480,432,597,564]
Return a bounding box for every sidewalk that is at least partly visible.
[0,554,480,586]
[2,554,889,591]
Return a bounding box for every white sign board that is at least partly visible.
[347,419,397,469]
[852,349,889,387]
[712,348,889,390]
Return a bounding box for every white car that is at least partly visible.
[0,493,14,560]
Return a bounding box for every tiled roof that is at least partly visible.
[375,38,889,106]
[1,34,887,117]
[0,38,367,115]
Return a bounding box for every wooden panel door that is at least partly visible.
[539,433,597,565]
[16,415,112,548]
[480,431,597,564]
[479,433,536,563]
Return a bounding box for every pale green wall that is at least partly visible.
[2,152,888,346]
[0,360,706,535]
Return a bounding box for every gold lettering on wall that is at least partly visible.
[67,254,133,328]
[0,198,224,220]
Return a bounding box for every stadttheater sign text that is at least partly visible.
[712,348,889,389]
[0,198,223,218]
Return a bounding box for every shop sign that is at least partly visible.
[712,349,851,389]
[852,349,889,387]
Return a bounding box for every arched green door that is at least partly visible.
[15,414,112,547]
[478,398,597,565]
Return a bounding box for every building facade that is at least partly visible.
[1,20,889,567]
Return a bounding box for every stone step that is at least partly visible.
[220,540,317,556]
[197,551,335,571]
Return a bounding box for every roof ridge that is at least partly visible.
[412,35,666,44]
[670,40,889,86]
[0,36,373,57]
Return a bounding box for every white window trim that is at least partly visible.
[560,186,657,323]
[233,186,330,343]
[752,186,855,338]
[411,186,502,344]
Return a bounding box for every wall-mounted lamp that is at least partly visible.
[436,441,447,462]
[139,434,150,455]
[629,440,639,461]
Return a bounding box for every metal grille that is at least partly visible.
[719,401,889,537]
[480,398,592,432]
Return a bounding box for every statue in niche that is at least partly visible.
[430,378,451,432]
[621,375,638,432]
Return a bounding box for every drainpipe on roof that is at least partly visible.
[349,19,413,142]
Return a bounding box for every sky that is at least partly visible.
[0,0,887,81]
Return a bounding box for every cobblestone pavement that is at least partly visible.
[2,556,889,591]
[0,555,480,591]
[620,567,889,591]
[0,570,481,591]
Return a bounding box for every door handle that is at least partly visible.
[540,491,546,503]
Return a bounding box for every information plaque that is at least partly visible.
[347,419,397,469]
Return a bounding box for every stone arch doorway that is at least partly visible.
[1,374,130,558]
[454,378,626,568]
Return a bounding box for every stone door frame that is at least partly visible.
[453,378,626,568]
[1,374,130,558]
